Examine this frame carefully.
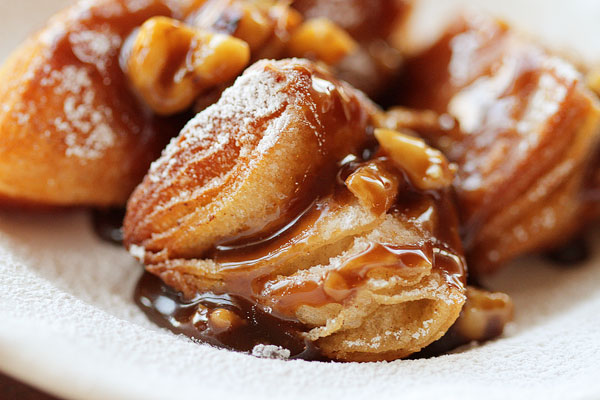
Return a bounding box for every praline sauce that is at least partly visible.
[134,271,327,360]
[127,153,468,360]
[134,271,499,360]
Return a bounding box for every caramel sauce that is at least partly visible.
[268,243,432,311]
[206,155,464,313]
[132,149,466,359]
[132,142,466,358]
[135,271,326,360]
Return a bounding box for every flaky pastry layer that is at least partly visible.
[125,59,466,361]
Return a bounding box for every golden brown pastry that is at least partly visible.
[124,59,467,361]
[0,0,187,207]
[415,286,514,358]
[390,16,600,274]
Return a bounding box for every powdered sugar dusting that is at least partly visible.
[149,61,291,187]
[343,336,383,350]
[69,25,122,76]
[251,344,291,360]
[41,65,116,160]
[411,319,434,340]
[125,0,154,13]
[129,244,146,262]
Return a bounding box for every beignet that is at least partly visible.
[124,59,467,361]
[0,0,188,206]
[392,16,600,273]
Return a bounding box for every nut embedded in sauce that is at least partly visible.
[208,308,244,333]
[125,16,250,115]
[374,128,456,191]
[413,286,514,358]
[344,161,400,215]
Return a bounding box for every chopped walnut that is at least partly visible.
[374,128,456,191]
[125,16,249,115]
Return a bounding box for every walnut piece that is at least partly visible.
[125,16,250,115]
[374,128,456,191]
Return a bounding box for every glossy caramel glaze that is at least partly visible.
[395,15,600,273]
[202,156,465,319]
[133,154,466,359]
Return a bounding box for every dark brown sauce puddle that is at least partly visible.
[93,159,471,361]
[133,270,507,361]
[134,271,327,361]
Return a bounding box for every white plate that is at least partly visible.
[1,1,600,399]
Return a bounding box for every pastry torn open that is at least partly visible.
[124,58,466,361]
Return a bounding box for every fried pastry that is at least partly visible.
[124,59,467,361]
[415,286,514,358]
[391,16,600,273]
[0,0,188,207]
